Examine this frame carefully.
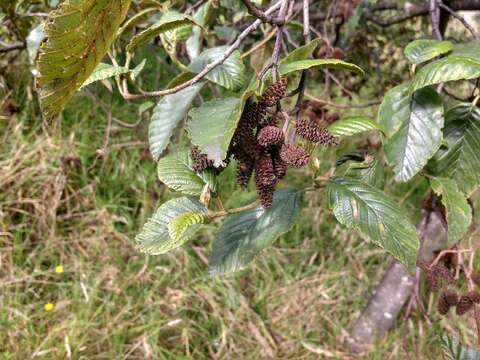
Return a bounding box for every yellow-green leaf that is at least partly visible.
[37,0,132,120]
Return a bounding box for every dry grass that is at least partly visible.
[0,76,475,360]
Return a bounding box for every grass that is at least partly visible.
[0,58,477,360]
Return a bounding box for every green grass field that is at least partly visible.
[1,56,477,360]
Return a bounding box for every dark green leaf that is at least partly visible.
[117,7,157,36]
[36,0,132,120]
[188,46,246,90]
[157,148,217,195]
[383,87,444,182]
[378,83,410,138]
[404,39,453,64]
[430,177,472,244]
[345,155,385,189]
[327,176,419,270]
[279,59,364,77]
[209,188,302,275]
[149,82,205,161]
[328,116,382,137]
[126,12,199,53]
[135,197,207,255]
[428,104,480,195]
[279,38,321,64]
[410,56,480,93]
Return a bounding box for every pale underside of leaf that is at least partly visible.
[149,82,205,161]
[328,116,382,137]
[80,62,129,89]
[135,197,207,255]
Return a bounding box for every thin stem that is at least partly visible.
[120,1,282,99]
[240,0,284,25]
[208,201,259,218]
[438,3,479,39]
[305,93,381,109]
[430,0,443,39]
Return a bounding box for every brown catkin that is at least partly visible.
[255,154,276,187]
[257,126,284,147]
[257,183,274,208]
[279,143,310,167]
[437,295,450,315]
[261,78,287,107]
[456,294,474,315]
[273,157,288,181]
[236,158,254,188]
[191,146,214,172]
[296,118,340,146]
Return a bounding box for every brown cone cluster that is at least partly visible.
[296,102,340,146]
[261,78,287,107]
[191,146,214,172]
[257,126,284,146]
[437,289,459,315]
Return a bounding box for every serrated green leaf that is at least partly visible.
[440,333,480,360]
[428,104,480,195]
[410,56,480,93]
[327,176,419,270]
[80,63,129,89]
[126,11,199,53]
[209,188,302,275]
[384,87,444,182]
[451,41,480,62]
[345,155,385,189]
[117,7,158,36]
[149,82,205,161]
[135,197,207,255]
[186,1,212,59]
[378,83,411,138]
[328,116,382,137]
[188,97,244,166]
[36,0,132,120]
[430,177,472,244]
[278,59,364,77]
[188,46,246,90]
[157,148,217,195]
[279,38,321,64]
[168,211,207,241]
[404,39,453,64]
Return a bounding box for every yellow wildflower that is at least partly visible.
[55,265,64,274]
[44,303,54,312]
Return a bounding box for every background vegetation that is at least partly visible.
[1,0,480,358]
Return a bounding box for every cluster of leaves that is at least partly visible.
[30,0,480,279]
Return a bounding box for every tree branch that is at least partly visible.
[0,42,25,54]
[240,0,284,25]
[439,3,480,39]
[120,1,282,99]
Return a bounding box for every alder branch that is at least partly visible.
[270,0,289,82]
[439,3,480,39]
[431,0,442,40]
[240,0,284,25]
[120,1,282,100]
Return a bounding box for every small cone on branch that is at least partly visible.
[437,295,450,315]
[456,294,474,315]
[261,78,287,107]
[279,143,310,167]
[257,183,274,208]
[257,126,284,147]
[273,157,288,180]
[296,118,340,146]
[191,146,214,172]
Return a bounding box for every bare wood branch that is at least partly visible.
[240,0,284,25]
[0,42,25,54]
[439,3,480,39]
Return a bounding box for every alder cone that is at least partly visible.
[467,290,480,304]
[255,154,276,187]
[257,183,274,208]
[437,295,450,315]
[257,126,284,147]
[456,294,474,315]
[273,157,288,180]
[279,143,310,167]
[191,146,214,172]
[261,78,287,107]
